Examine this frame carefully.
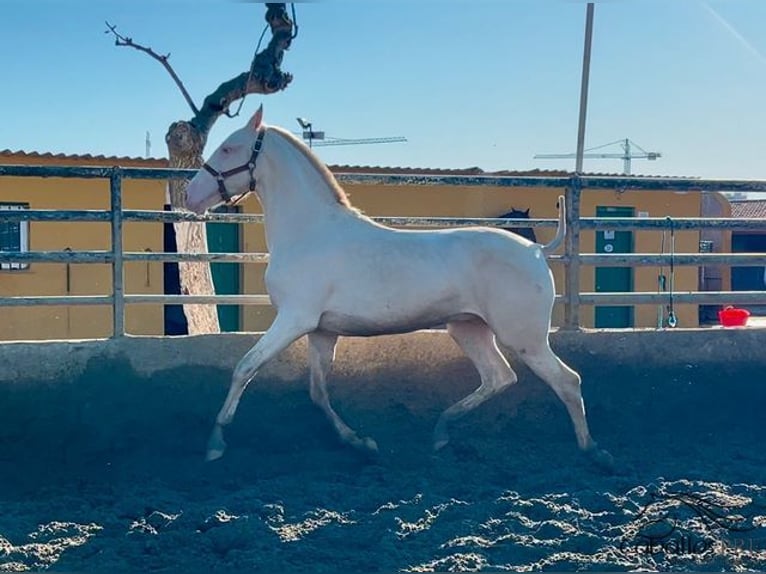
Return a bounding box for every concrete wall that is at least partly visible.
[3,328,764,386]
[1,329,763,465]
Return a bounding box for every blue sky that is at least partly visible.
[3,0,766,180]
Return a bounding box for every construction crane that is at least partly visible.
[296,117,407,149]
[534,138,661,175]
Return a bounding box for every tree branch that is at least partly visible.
[105,21,200,116]
[192,4,295,135]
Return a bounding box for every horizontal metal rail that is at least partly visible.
[332,172,766,194]
[0,165,195,180]
[0,296,114,307]
[577,175,766,194]
[0,209,555,228]
[0,251,270,264]
[2,250,765,267]
[125,252,270,263]
[0,210,112,222]
[574,253,766,266]
[0,252,113,263]
[2,291,762,308]
[0,294,272,307]
[125,294,271,305]
[2,208,765,232]
[578,217,766,231]
[577,291,766,305]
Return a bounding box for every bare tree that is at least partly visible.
[106,4,296,334]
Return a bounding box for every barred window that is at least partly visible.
[0,203,30,271]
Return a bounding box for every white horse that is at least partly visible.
[185,106,612,468]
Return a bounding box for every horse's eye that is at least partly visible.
[221,146,232,154]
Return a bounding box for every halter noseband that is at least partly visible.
[202,130,266,205]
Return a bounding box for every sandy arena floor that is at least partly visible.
[1,356,764,572]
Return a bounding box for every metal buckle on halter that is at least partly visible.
[245,132,265,192]
[253,132,264,152]
[247,161,256,192]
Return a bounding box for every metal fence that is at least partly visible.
[1,164,765,336]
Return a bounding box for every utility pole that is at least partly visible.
[575,3,595,174]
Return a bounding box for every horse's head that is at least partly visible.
[500,207,537,243]
[185,106,266,214]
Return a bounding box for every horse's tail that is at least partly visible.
[540,195,566,256]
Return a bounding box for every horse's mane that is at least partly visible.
[266,125,355,210]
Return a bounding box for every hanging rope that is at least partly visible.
[226,24,269,119]
[666,216,677,328]
[657,229,666,329]
[290,3,299,39]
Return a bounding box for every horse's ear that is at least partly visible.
[524,208,530,216]
[248,104,263,130]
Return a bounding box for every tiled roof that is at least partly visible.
[730,200,766,218]
[0,149,168,165]
[328,165,698,179]
[1,149,696,179]
[328,164,486,176]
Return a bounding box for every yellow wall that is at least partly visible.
[239,181,706,331]
[578,188,701,328]
[0,154,166,340]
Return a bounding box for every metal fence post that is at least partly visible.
[110,168,125,337]
[564,176,583,330]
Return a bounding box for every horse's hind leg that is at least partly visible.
[516,341,613,468]
[433,319,518,451]
[206,311,312,462]
[308,331,378,453]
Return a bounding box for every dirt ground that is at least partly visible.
[1,354,764,572]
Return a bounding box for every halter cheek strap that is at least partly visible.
[202,130,266,205]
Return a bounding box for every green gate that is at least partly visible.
[206,206,241,332]
[595,206,635,328]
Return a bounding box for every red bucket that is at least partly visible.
[718,306,750,327]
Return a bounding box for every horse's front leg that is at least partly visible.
[308,331,378,453]
[206,311,315,461]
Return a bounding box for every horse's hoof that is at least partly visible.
[432,423,449,452]
[206,425,226,462]
[433,439,449,452]
[588,447,615,473]
[362,437,379,453]
[205,448,225,462]
[346,433,378,456]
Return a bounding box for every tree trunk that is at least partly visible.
[108,3,296,336]
[166,121,220,335]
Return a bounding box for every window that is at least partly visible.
[0,203,30,270]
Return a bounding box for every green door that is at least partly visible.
[206,206,241,332]
[595,206,634,328]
